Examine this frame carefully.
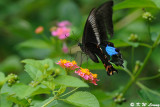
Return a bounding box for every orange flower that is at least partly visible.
[35,26,44,34]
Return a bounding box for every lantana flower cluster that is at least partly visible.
[56,59,79,70]
[51,21,71,40]
[75,68,99,85]
[56,59,99,85]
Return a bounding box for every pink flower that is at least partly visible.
[62,42,68,53]
[56,59,79,71]
[75,68,99,85]
[51,27,70,40]
[57,21,71,27]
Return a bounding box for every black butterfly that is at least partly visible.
[78,0,123,76]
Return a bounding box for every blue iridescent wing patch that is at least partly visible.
[105,45,118,56]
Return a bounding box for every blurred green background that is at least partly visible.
[0,0,160,106]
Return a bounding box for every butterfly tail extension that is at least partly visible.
[95,46,118,76]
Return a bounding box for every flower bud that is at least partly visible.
[142,12,154,21]
[128,33,138,42]
[44,64,49,70]
[35,26,44,34]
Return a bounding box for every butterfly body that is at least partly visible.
[79,0,123,76]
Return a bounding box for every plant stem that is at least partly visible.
[131,46,134,71]
[121,34,160,96]
[138,73,160,81]
[60,87,79,98]
[139,43,152,48]
[42,95,58,107]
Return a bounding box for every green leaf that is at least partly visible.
[53,75,89,87]
[0,72,5,85]
[110,39,139,48]
[33,97,58,107]
[91,90,113,101]
[1,83,14,94]
[22,59,54,72]
[0,56,22,73]
[63,91,100,107]
[7,95,30,107]
[17,39,51,49]
[42,81,55,90]
[0,94,13,107]
[1,83,50,99]
[23,64,42,80]
[110,39,130,47]
[22,59,54,80]
[13,83,50,98]
[81,59,104,70]
[138,89,160,103]
[151,0,160,8]
[114,0,157,10]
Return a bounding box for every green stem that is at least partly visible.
[121,34,160,96]
[139,43,152,48]
[138,73,160,81]
[42,95,58,107]
[131,46,134,71]
[60,87,79,98]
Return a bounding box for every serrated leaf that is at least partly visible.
[1,83,14,94]
[33,97,58,107]
[64,91,99,107]
[1,83,50,99]
[23,64,42,80]
[0,94,13,107]
[7,95,30,106]
[22,59,54,72]
[114,0,157,10]
[53,75,89,87]
[22,59,54,80]
[42,81,55,90]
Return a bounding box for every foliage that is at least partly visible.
[0,0,160,107]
